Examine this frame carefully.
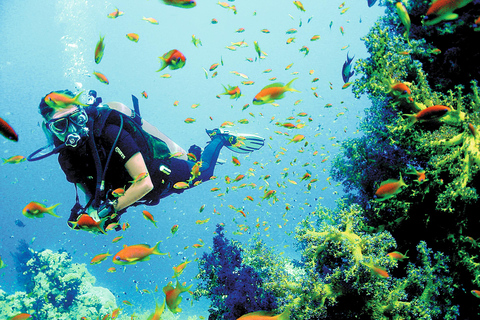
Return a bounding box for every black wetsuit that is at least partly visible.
[57,107,226,208]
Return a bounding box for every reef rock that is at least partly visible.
[0,248,118,319]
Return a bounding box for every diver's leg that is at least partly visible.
[188,145,202,162]
[197,136,226,181]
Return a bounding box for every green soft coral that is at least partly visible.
[292,204,397,318]
[290,204,460,319]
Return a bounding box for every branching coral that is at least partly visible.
[291,204,459,319]
[195,224,280,320]
[293,204,397,319]
[332,0,480,316]
[0,248,117,320]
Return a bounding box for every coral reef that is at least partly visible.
[291,204,458,319]
[331,0,480,317]
[0,247,117,319]
[194,224,280,320]
[11,239,34,290]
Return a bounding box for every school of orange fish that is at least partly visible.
[2,0,469,318]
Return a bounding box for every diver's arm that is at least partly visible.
[113,152,154,211]
[106,101,188,160]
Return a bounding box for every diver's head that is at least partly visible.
[39,90,90,148]
[46,106,89,147]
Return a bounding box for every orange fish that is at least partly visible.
[7,313,32,320]
[0,117,18,142]
[406,105,451,124]
[107,8,124,18]
[107,267,116,272]
[113,241,167,265]
[111,308,121,319]
[157,49,186,72]
[129,172,149,184]
[143,17,159,24]
[232,156,241,166]
[184,118,196,123]
[44,91,88,109]
[234,174,245,182]
[189,161,202,181]
[253,79,300,105]
[293,0,305,11]
[262,189,276,200]
[280,122,296,129]
[374,174,407,201]
[406,166,427,184]
[126,33,139,42]
[171,224,179,235]
[163,280,193,313]
[220,85,242,100]
[387,251,409,261]
[93,71,109,84]
[385,81,412,102]
[94,34,105,64]
[173,181,190,189]
[22,202,61,218]
[111,188,125,197]
[90,251,112,265]
[196,218,210,224]
[236,307,291,320]
[173,260,191,278]
[146,299,166,320]
[112,236,123,243]
[3,155,26,164]
[69,214,108,234]
[187,153,197,161]
[363,261,389,278]
[391,82,411,95]
[105,222,120,232]
[288,134,305,144]
[468,122,478,137]
[161,0,197,8]
[143,210,158,227]
[471,289,480,298]
[423,0,473,26]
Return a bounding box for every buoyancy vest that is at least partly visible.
[58,105,173,206]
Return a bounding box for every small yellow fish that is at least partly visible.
[196,218,210,225]
[3,155,26,164]
[173,181,190,189]
[126,33,139,42]
[142,17,159,25]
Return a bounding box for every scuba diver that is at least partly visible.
[28,90,264,233]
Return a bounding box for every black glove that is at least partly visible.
[67,202,85,230]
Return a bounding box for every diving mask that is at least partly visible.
[47,107,88,135]
[46,107,89,147]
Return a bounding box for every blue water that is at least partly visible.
[0,0,384,317]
